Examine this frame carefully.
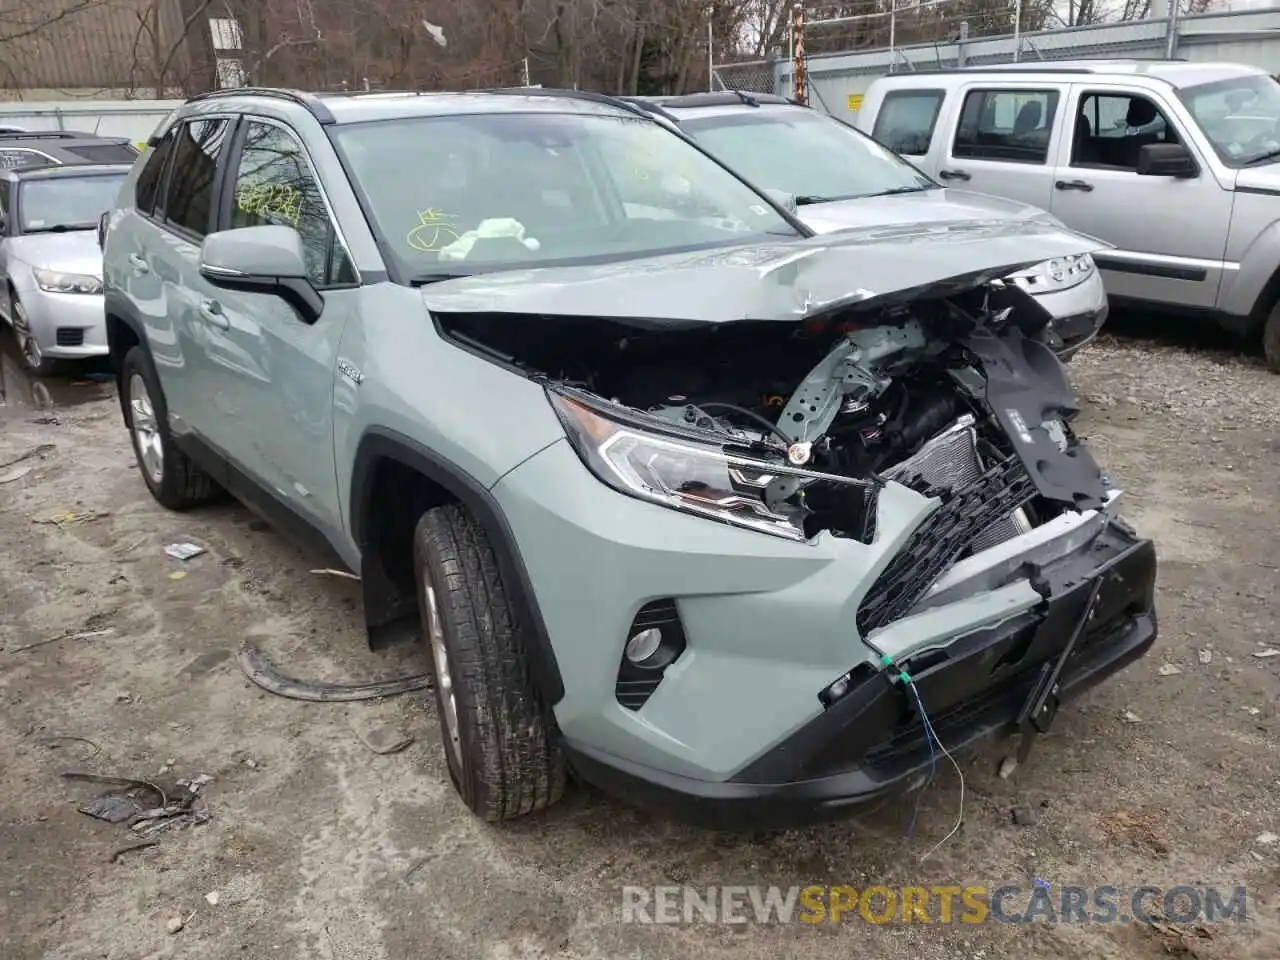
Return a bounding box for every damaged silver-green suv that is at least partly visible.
[102,86,1157,827]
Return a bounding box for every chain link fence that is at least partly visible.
[711,59,780,96]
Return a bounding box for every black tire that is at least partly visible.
[413,503,566,821]
[11,296,59,376]
[120,345,221,510]
[1264,301,1280,374]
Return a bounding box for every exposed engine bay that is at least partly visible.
[437,286,1110,629]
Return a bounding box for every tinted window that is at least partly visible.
[18,173,127,233]
[135,130,175,215]
[0,147,56,170]
[332,113,798,280]
[1071,92,1179,171]
[954,89,1059,164]
[681,109,933,202]
[230,120,356,288]
[872,90,945,155]
[164,118,228,237]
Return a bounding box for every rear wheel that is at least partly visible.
[121,346,221,509]
[12,298,58,376]
[1264,301,1280,374]
[412,503,565,821]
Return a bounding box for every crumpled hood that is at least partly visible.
[420,220,1106,327]
[8,231,102,278]
[797,187,1061,236]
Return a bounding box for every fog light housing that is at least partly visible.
[624,627,663,664]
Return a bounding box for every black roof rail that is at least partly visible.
[185,87,336,124]
[0,130,109,141]
[641,90,791,109]
[478,86,662,121]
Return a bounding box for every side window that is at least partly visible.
[163,118,228,238]
[872,90,945,155]
[135,129,176,216]
[953,88,1060,164]
[0,148,54,170]
[1072,92,1178,171]
[229,120,356,288]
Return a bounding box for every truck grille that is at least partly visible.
[858,453,1037,636]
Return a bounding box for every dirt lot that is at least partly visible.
[1,320,1278,960]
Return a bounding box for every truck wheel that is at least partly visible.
[412,503,566,821]
[121,346,221,509]
[1265,301,1280,374]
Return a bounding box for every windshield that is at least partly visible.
[679,108,935,203]
[331,111,799,279]
[18,173,125,233]
[1178,74,1280,166]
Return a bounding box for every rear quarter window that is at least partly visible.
[871,89,945,155]
[66,143,139,164]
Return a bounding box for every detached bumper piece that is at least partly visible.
[564,520,1157,830]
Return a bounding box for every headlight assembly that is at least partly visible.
[1005,252,1095,293]
[34,268,103,295]
[548,389,818,540]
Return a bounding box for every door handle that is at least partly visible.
[199,298,229,330]
[127,253,150,274]
[1055,179,1094,192]
[938,168,971,181]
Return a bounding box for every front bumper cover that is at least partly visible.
[564,520,1157,830]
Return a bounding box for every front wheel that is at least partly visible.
[412,503,566,821]
[1264,301,1280,374]
[12,298,58,376]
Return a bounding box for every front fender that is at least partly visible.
[1219,217,1280,323]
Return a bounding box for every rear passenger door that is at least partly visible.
[129,116,233,430]
[198,116,358,538]
[936,84,1064,211]
[1048,84,1232,310]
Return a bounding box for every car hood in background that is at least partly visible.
[796,186,1061,236]
[420,219,1107,328]
[8,231,103,278]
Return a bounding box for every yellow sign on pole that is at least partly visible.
[847,94,864,111]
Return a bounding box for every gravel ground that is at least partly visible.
[1,319,1278,960]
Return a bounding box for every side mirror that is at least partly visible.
[763,188,799,215]
[1137,142,1197,178]
[198,224,323,324]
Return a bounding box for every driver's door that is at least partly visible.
[200,116,358,537]
[1049,84,1233,310]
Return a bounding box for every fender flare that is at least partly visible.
[349,428,565,706]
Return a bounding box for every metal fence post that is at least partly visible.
[889,4,896,74]
[1166,0,1181,59]
[1013,0,1021,63]
[957,20,969,67]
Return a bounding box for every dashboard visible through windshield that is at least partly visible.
[331,111,801,280]
[1179,74,1280,166]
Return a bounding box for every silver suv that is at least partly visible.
[856,60,1280,371]
[103,87,1158,827]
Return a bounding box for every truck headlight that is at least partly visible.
[34,268,103,295]
[1005,253,1095,293]
[548,389,811,540]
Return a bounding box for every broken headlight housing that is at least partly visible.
[548,390,809,540]
[1005,253,1095,293]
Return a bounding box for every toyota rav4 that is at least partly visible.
[102,86,1158,828]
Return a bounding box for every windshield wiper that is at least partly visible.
[1243,148,1280,166]
[24,223,96,234]
[408,269,475,286]
[793,195,834,206]
[863,185,933,197]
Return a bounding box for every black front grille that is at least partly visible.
[55,327,84,347]
[857,455,1037,636]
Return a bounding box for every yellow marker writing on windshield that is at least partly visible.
[406,208,461,253]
